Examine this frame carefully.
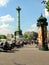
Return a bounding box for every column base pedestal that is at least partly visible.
[15,30,23,39]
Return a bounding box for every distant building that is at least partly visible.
[24,31,38,40]
[7,34,14,41]
[25,31,37,35]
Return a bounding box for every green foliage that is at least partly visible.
[46,0,49,12]
[23,34,28,39]
[0,35,7,39]
[23,32,38,40]
[33,33,38,40]
[28,34,32,39]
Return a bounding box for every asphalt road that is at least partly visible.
[0,44,49,65]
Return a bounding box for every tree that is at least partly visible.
[0,35,7,39]
[46,0,49,12]
[23,34,28,39]
[23,32,38,40]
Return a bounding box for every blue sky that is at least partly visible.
[0,0,49,35]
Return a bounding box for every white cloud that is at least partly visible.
[0,0,9,7]
[45,8,49,17]
[0,14,14,22]
[0,23,12,35]
[0,23,9,29]
[46,0,48,2]
[27,23,38,32]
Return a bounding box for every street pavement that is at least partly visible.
[0,44,49,65]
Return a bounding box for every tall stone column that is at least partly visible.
[37,14,48,50]
[16,6,21,31]
[15,6,22,38]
